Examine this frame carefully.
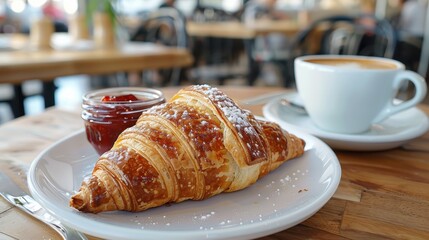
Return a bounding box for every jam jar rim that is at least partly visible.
[82,87,165,107]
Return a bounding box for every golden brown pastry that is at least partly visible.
[70,85,305,213]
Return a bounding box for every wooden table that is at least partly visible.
[187,20,302,39]
[0,34,193,117]
[1,86,428,239]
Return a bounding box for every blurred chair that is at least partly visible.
[189,6,246,85]
[130,7,189,86]
[243,0,293,87]
[246,33,291,87]
[285,14,397,85]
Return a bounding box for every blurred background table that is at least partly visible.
[187,20,302,39]
[0,33,193,118]
[0,86,428,240]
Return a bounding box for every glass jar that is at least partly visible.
[82,87,166,155]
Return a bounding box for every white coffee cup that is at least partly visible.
[295,55,427,134]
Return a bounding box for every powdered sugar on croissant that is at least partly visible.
[70,85,305,213]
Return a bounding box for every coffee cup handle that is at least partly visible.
[374,70,427,123]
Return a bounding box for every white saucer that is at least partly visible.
[263,92,429,151]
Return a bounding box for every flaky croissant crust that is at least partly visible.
[70,85,305,213]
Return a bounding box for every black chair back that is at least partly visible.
[291,14,397,58]
[284,14,397,85]
[130,8,188,86]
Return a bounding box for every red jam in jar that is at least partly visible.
[82,87,166,155]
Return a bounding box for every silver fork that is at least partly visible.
[0,171,88,240]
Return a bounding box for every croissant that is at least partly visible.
[70,85,305,213]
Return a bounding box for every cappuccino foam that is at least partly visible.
[306,58,398,70]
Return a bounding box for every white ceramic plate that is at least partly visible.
[263,93,429,151]
[28,125,341,240]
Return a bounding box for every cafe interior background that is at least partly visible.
[0,0,428,124]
